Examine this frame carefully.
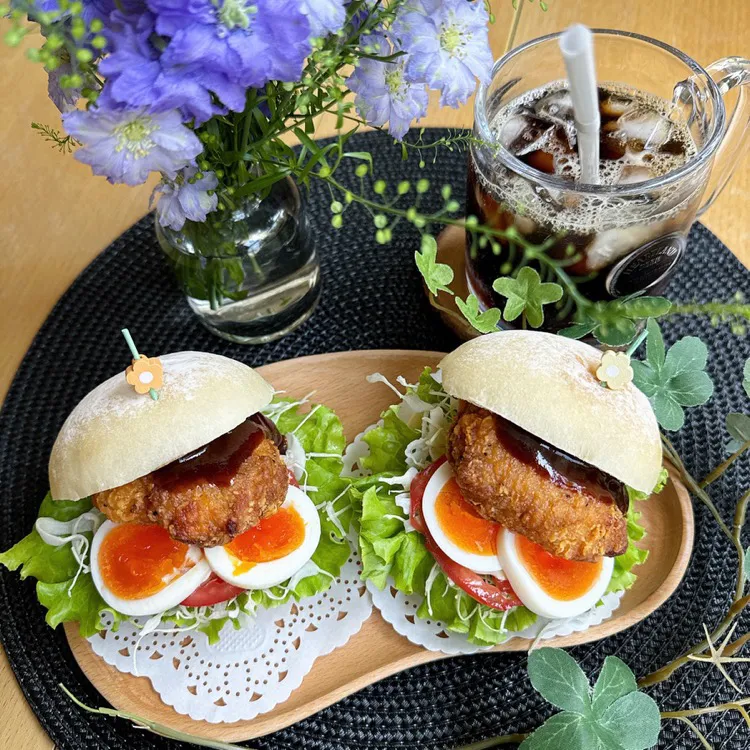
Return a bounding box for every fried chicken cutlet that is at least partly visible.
[93,434,288,548]
[447,402,628,562]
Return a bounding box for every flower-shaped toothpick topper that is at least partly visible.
[596,350,634,390]
[122,329,163,400]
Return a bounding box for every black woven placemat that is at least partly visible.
[1,128,749,749]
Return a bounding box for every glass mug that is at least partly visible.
[467,29,750,331]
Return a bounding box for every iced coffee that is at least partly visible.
[467,82,706,329]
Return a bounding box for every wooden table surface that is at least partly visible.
[1,2,748,747]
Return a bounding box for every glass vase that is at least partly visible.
[156,177,320,344]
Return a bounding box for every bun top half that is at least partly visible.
[439,331,662,494]
[49,351,273,501]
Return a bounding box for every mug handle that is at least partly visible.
[697,57,750,216]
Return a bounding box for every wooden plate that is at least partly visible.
[65,350,694,742]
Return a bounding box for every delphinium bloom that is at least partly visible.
[153,168,219,230]
[347,34,429,140]
[393,0,493,108]
[47,57,79,112]
[300,0,346,38]
[97,11,246,125]
[63,108,203,185]
[148,0,311,88]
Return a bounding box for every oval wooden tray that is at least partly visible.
[65,349,694,742]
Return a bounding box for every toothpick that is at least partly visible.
[121,328,159,401]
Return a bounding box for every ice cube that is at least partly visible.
[600,121,627,160]
[617,165,652,185]
[584,221,666,271]
[535,90,574,123]
[617,106,673,149]
[534,90,577,148]
[500,112,554,156]
[599,93,633,119]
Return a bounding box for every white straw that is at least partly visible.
[559,24,600,184]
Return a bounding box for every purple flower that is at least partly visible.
[81,0,146,23]
[97,10,245,125]
[153,167,219,230]
[47,59,80,113]
[300,0,346,38]
[347,34,428,140]
[394,0,492,108]
[63,107,203,186]
[148,0,311,89]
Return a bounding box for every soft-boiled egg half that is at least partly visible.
[422,461,503,573]
[90,521,212,616]
[204,484,321,590]
[423,461,614,619]
[496,530,614,619]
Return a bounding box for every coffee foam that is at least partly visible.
[479,82,702,235]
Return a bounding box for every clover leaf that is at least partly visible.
[492,267,562,328]
[560,296,672,347]
[631,318,714,431]
[592,656,638,714]
[528,648,591,715]
[415,235,453,296]
[521,648,661,750]
[726,413,750,453]
[455,294,501,334]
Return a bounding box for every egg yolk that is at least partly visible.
[435,477,501,555]
[99,525,191,600]
[226,506,305,575]
[517,534,603,601]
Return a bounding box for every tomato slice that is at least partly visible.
[180,574,245,607]
[410,458,522,611]
[287,468,300,488]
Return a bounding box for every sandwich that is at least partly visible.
[353,331,667,646]
[1,351,350,641]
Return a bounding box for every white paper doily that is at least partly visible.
[89,547,372,723]
[367,579,625,654]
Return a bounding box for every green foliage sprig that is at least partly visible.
[631,319,715,431]
[31,122,79,153]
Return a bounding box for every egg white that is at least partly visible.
[422,461,503,574]
[204,484,321,590]
[90,520,212,617]
[496,528,614,619]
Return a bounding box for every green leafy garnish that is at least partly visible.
[414,235,453,296]
[561,297,672,347]
[0,495,121,638]
[492,267,563,328]
[520,649,661,750]
[455,293,501,333]
[726,412,750,453]
[631,318,714,430]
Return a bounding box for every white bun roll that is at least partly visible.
[49,351,273,501]
[439,331,662,494]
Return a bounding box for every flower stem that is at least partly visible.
[59,684,256,749]
[504,0,525,54]
[700,441,750,488]
[455,733,529,749]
